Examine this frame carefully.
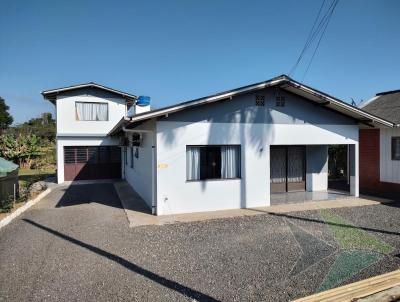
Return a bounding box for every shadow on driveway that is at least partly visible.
[55,183,122,209]
[22,218,219,302]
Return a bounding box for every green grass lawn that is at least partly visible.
[18,167,56,185]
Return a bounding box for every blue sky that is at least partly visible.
[1,0,399,124]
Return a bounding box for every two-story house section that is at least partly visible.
[42,83,138,183]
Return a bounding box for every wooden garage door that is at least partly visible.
[64,146,121,181]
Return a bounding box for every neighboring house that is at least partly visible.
[42,83,148,183]
[108,75,394,215]
[359,90,400,193]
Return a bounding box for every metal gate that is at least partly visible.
[64,146,121,181]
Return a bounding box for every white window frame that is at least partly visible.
[75,101,109,121]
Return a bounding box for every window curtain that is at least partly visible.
[287,147,304,182]
[76,102,108,121]
[186,147,200,180]
[221,146,240,178]
[270,147,286,183]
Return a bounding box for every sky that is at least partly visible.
[0,0,399,124]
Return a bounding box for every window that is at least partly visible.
[76,102,108,121]
[186,145,241,181]
[130,147,134,168]
[276,96,285,107]
[63,146,121,164]
[392,137,400,160]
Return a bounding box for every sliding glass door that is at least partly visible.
[270,146,306,193]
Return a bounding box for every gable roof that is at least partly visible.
[116,75,394,133]
[42,82,137,104]
[360,90,400,125]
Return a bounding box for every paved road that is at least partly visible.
[1,184,400,302]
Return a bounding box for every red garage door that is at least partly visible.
[64,146,121,181]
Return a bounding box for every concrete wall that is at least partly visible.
[155,88,359,215]
[349,144,359,196]
[56,136,119,183]
[306,145,328,192]
[56,88,127,136]
[122,119,155,209]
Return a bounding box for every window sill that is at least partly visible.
[186,178,241,183]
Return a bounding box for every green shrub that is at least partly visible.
[0,196,14,213]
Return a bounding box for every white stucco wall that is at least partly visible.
[122,120,155,208]
[56,93,127,136]
[306,145,328,191]
[56,136,119,183]
[380,127,400,184]
[156,121,359,215]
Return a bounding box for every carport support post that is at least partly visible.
[349,144,359,197]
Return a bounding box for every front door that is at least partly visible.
[270,146,306,193]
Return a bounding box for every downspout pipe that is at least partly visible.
[122,126,157,215]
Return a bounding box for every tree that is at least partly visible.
[0,97,13,131]
[0,133,44,168]
[9,112,56,142]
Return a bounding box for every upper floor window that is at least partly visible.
[186,145,241,181]
[392,137,400,160]
[76,102,108,121]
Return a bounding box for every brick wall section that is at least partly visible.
[359,128,400,194]
[359,129,380,190]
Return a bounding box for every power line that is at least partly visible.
[289,0,327,76]
[289,0,339,78]
[301,0,339,81]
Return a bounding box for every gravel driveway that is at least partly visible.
[0,183,399,302]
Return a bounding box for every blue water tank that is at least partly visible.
[137,96,150,107]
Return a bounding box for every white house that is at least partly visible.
[43,75,395,215]
[42,83,146,183]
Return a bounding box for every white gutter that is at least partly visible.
[122,126,157,215]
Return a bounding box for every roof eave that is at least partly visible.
[128,76,289,123]
[41,83,137,104]
[125,76,394,128]
[107,117,131,136]
[281,81,395,128]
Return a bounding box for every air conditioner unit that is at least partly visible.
[130,133,142,147]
